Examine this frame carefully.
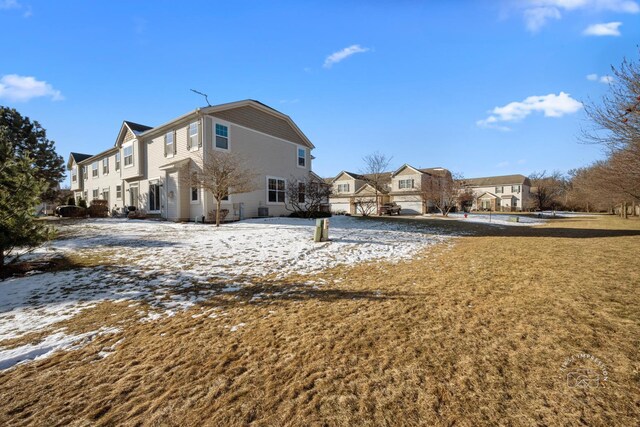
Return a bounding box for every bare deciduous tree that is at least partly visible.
[421,172,470,216]
[581,52,640,215]
[354,196,377,216]
[360,151,392,214]
[285,175,332,217]
[529,170,566,211]
[185,151,258,226]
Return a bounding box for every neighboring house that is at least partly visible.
[462,174,532,212]
[328,171,391,214]
[67,100,316,221]
[388,164,452,215]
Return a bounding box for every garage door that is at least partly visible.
[331,202,351,214]
[392,196,423,215]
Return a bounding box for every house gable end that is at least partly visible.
[207,103,313,148]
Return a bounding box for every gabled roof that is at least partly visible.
[392,164,451,178]
[202,99,315,149]
[123,121,153,135]
[331,170,365,183]
[477,192,499,199]
[464,174,530,187]
[114,121,154,148]
[419,167,450,178]
[354,182,389,196]
[67,152,93,169]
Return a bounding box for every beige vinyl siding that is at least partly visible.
[78,150,124,212]
[202,115,309,219]
[210,106,307,147]
[121,139,144,180]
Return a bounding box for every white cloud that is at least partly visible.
[497,161,510,167]
[0,74,64,102]
[524,7,562,32]
[521,1,638,31]
[587,73,615,83]
[477,92,582,130]
[323,45,370,68]
[583,21,622,35]
[0,0,20,9]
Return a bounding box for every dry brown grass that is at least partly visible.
[0,215,639,426]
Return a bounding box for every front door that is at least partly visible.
[130,185,139,208]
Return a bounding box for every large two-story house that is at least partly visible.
[388,164,452,214]
[462,174,532,212]
[68,100,316,221]
[328,171,392,214]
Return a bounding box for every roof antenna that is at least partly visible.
[190,89,211,107]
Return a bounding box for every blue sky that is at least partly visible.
[1,0,639,181]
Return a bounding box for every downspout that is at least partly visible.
[199,110,208,222]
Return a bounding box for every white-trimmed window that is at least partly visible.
[83,190,87,200]
[71,167,77,182]
[149,181,161,212]
[102,158,109,175]
[92,162,98,177]
[188,122,199,150]
[102,188,110,204]
[399,179,414,189]
[190,173,199,202]
[164,131,175,157]
[496,186,504,194]
[123,145,134,167]
[511,185,520,193]
[215,123,229,150]
[92,189,99,199]
[115,152,121,171]
[268,177,285,203]
[82,165,88,180]
[297,147,306,167]
[337,183,350,193]
[116,185,122,199]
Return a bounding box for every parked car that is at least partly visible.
[55,205,87,218]
[379,202,402,215]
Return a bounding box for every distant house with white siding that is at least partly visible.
[462,174,532,212]
[67,100,316,221]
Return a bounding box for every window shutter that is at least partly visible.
[198,120,202,147]
[187,124,191,151]
[173,131,177,155]
[163,135,167,157]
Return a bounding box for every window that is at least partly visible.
[337,183,350,193]
[191,186,199,202]
[83,190,87,200]
[92,162,98,177]
[102,158,109,175]
[102,188,110,204]
[71,167,77,182]
[149,182,160,211]
[116,185,122,199]
[215,124,228,150]
[298,182,306,203]
[297,147,306,167]
[188,122,199,150]
[399,179,414,189]
[115,152,121,171]
[268,178,285,203]
[82,166,87,180]
[495,186,503,194]
[92,189,99,199]
[164,131,175,157]
[124,145,134,167]
[511,185,520,193]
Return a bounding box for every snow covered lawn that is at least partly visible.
[0,216,451,369]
